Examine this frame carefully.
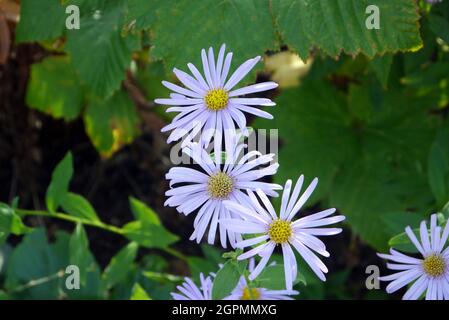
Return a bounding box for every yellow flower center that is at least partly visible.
[241,287,260,300]
[422,254,446,278]
[204,88,228,111]
[268,219,292,244]
[208,172,234,199]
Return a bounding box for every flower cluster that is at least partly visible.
[157,45,345,300]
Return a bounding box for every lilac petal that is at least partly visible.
[224,56,260,91]
[235,234,270,249]
[215,44,226,84]
[155,98,202,106]
[280,180,293,220]
[187,63,210,91]
[219,218,266,234]
[162,80,202,98]
[229,81,278,97]
[402,275,428,300]
[420,220,431,253]
[208,47,219,87]
[173,68,207,93]
[234,104,273,119]
[201,49,214,88]
[248,242,275,280]
[230,98,276,106]
[220,52,233,85]
[286,178,318,221]
[405,226,426,256]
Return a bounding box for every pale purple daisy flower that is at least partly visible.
[171,273,213,300]
[155,44,277,147]
[165,136,281,248]
[377,214,449,300]
[224,259,299,300]
[220,175,345,290]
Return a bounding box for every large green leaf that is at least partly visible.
[66,0,140,98]
[83,91,140,156]
[148,0,277,72]
[16,0,66,43]
[46,152,74,213]
[273,0,422,58]
[26,57,84,120]
[145,0,421,74]
[5,229,69,299]
[254,80,435,249]
[427,122,449,207]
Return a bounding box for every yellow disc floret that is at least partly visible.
[422,254,446,278]
[204,88,229,111]
[268,219,292,244]
[241,287,260,300]
[208,172,234,199]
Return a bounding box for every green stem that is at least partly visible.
[15,208,187,261]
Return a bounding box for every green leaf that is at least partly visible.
[83,91,140,156]
[130,283,151,300]
[381,212,425,235]
[127,0,158,30]
[69,224,90,284]
[274,0,422,59]
[46,152,73,213]
[122,221,178,250]
[129,197,160,225]
[211,260,242,300]
[148,0,277,74]
[428,13,449,44]
[26,56,84,120]
[66,0,140,98]
[369,54,393,88]
[428,123,449,207]
[257,264,306,290]
[60,193,100,222]
[16,0,65,43]
[103,242,138,289]
[0,204,13,244]
[5,229,69,299]
[122,198,178,249]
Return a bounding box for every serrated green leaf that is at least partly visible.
[60,193,100,222]
[149,0,277,74]
[16,0,65,43]
[66,0,140,98]
[274,0,422,59]
[83,91,140,156]
[127,0,158,30]
[130,283,151,300]
[103,242,138,289]
[46,152,73,213]
[26,56,84,120]
[212,260,242,300]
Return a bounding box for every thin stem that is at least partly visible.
[15,208,188,261]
